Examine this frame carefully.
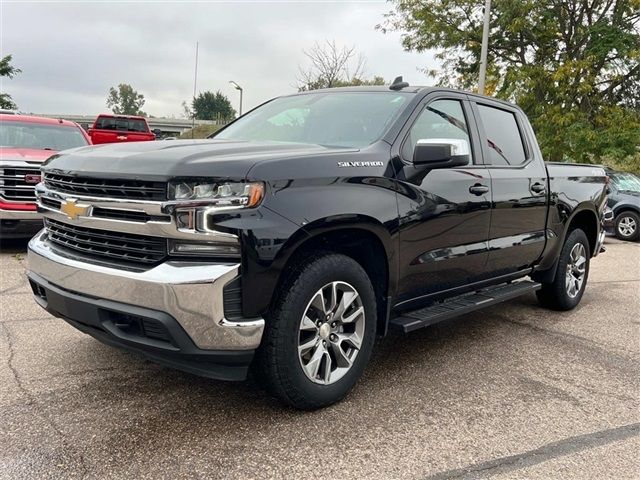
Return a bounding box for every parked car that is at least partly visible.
[88,114,158,144]
[27,83,608,409]
[603,169,640,241]
[0,114,91,238]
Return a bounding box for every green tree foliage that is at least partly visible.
[297,40,386,91]
[106,84,146,116]
[191,91,236,121]
[380,0,640,163]
[0,55,21,110]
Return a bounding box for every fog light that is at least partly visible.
[169,240,240,257]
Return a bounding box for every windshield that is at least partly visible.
[611,172,640,192]
[94,116,149,132]
[0,121,88,151]
[214,91,412,148]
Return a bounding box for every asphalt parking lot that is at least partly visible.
[0,236,638,479]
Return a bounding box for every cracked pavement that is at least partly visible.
[0,237,638,479]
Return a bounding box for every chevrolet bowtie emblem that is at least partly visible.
[60,199,90,220]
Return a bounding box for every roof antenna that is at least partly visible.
[389,76,409,91]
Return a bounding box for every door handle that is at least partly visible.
[469,184,490,196]
[531,182,546,194]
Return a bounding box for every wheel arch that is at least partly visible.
[613,205,640,218]
[533,205,599,284]
[273,216,395,336]
[563,205,599,257]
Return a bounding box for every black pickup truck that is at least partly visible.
[27,83,608,409]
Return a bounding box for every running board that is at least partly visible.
[389,280,541,333]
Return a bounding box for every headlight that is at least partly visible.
[168,181,264,208]
[166,181,264,246]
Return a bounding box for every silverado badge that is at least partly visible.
[60,199,91,220]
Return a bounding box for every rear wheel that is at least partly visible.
[253,253,377,409]
[536,228,590,311]
[614,211,639,241]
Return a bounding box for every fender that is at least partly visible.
[533,203,600,283]
[241,212,397,320]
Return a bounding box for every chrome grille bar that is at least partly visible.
[0,166,41,202]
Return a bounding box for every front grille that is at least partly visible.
[44,173,166,200]
[91,207,154,223]
[45,218,167,266]
[0,166,41,201]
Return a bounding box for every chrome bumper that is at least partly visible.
[27,231,264,350]
[0,208,41,220]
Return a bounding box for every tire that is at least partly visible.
[536,228,590,311]
[614,211,640,241]
[253,253,377,410]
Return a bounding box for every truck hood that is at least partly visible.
[42,139,355,180]
[0,147,56,163]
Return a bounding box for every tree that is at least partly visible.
[0,55,21,110]
[379,0,640,163]
[191,90,236,121]
[297,40,386,91]
[181,100,193,119]
[106,84,146,116]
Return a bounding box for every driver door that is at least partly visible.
[394,94,492,308]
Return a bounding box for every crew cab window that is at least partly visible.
[477,104,527,166]
[402,99,473,164]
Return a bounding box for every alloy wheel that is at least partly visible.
[565,243,587,298]
[618,216,637,238]
[298,281,365,385]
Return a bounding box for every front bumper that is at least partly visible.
[27,231,265,380]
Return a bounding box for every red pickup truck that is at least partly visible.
[88,114,159,144]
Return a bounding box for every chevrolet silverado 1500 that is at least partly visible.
[27,82,607,409]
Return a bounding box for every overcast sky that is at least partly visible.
[2,0,437,118]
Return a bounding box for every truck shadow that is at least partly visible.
[0,238,31,254]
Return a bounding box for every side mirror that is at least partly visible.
[152,128,162,137]
[413,138,470,169]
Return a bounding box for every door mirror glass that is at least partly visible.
[413,138,470,168]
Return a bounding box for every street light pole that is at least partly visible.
[229,81,243,117]
[478,0,491,95]
[192,41,199,138]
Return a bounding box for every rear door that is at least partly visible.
[393,92,492,307]
[471,100,548,275]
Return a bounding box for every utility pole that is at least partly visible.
[478,0,491,95]
[192,41,199,138]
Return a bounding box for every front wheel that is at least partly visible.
[614,211,639,241]
[536,228,590,311]
[253,253,377,409]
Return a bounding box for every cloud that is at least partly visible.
[2,1,436,117]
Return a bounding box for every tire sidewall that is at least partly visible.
[555,229,591,309]
[272,255,377,407]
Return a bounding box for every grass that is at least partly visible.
[178,124,223,139]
